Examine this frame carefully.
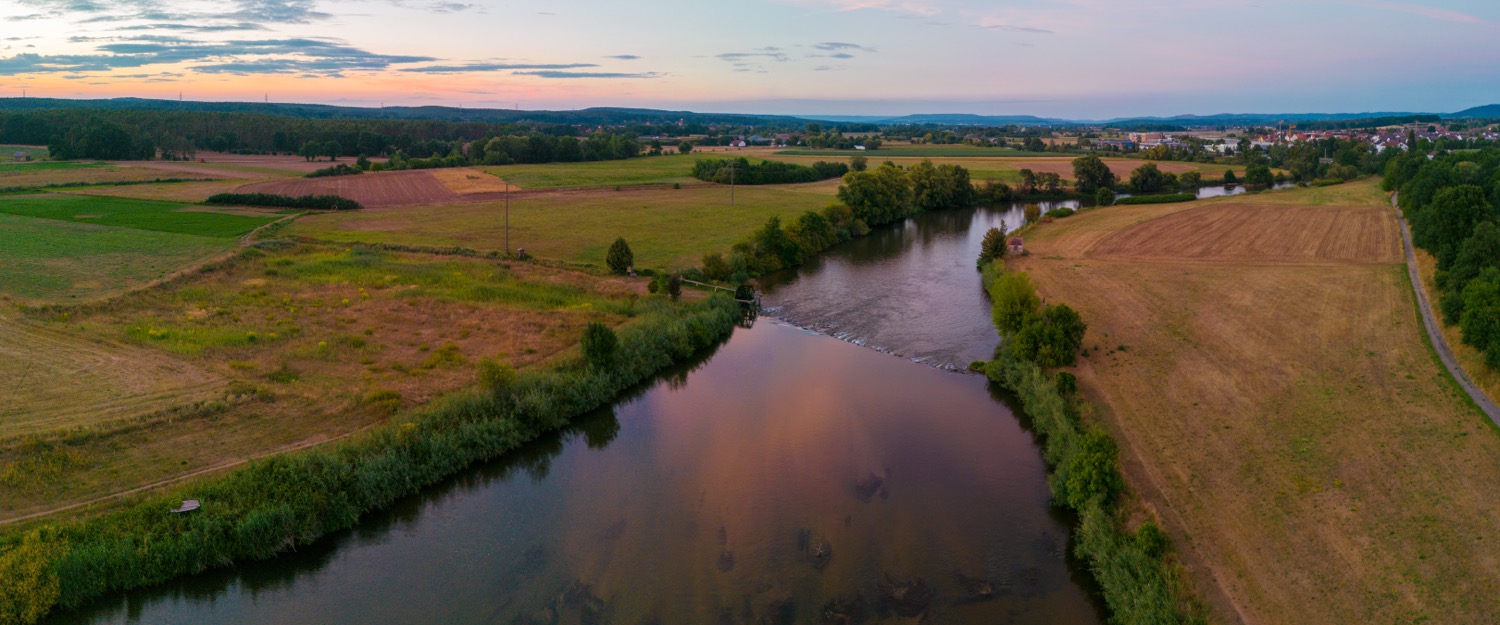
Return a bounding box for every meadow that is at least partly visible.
[1011,179,1500,623]
[0,195,278,238]
[289,181,841,269]
[483,152,758,189]
[0,242,665,522]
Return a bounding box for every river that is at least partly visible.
[46,201,1106,625]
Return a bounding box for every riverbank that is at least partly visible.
[976,263,1206,625]
[0,285,740,625]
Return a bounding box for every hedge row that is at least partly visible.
[0,295,741,625]
[979,262,1206,625]
[1114,193,1196,206]
[205,193,362,210]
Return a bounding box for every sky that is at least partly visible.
[1,0,1498,118]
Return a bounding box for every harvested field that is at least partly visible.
[236,169,458,207]
[0,313,225,439]
[192,152,386,174]
[61,179,259,203]
[1088,204,1401,265]
[429,167,511,194]
[0,163,220,189]
[117,160,278,180]
[1013,181,1500,624]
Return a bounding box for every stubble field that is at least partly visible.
[1013,179,1500,624]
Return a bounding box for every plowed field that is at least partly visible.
[237,170,458,207]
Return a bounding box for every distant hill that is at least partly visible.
[1451,104,1500,118]
[798,113,1067,125]
[0,97,811,127]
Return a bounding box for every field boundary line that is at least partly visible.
[1392,193,1500,425]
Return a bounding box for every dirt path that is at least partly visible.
[1393,193,1500,424]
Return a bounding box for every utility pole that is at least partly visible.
[504,180,510,257]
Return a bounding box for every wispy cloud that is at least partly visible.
[1357,0,1495,26]
[605,54,641,60]
[813,42,876,52]
[404,62,598,74]
[513,70,662,79]
[777,0,938,16]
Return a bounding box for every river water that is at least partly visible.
[47,201,1105,625]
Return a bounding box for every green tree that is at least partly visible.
[1223,169,1238,184]
[1427,185,1493,269]
[1060,429,1122,509]
[979,226,1008,266]
[989,271,1040,334]
[1024,203,1041,224]
[837,163,914,226]
[605,237,634,274]
[1071,155,1117,194]
[752,216,802,269]
[850,154,868,172]
[701,252,732,282]
[1129,162,1171,194]
[1461,268,1500,355]
[1178,171,1202,189]
[667,274,683,301]
[580,322,618,369]
[678,141,693,154]
[1244,163,1274,187]
[355,154,371,171]
[323,141,342,161]
[1440,221,1500,322]
[298,141,318,162]
[1094,187,1116,206]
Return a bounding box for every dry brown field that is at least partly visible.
[428,167,511,195]
[1088,204,1401,265]
[195,153,385,174]
[236,169,460,207]
[1013,180,1500,624]
[0,164,222,188]
[0,244,653,523]
[1414,248,1500,406]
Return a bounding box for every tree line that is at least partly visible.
[1386,147,1500,369]
[692,158,848,185]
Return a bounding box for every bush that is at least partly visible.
[1094,187,1116,206]
[205,193,361,211]
[692,157,847,185]
[1114,193,1195,206]
[305,163,363,178]
[978,227,1007,266]
[1044,207,1075,219]
[580,322,618,369]
[605,237,634,274]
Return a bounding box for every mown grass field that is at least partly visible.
[0,243,661,522]
[1012,180,1500,624]
[290,181,840,269]
[0,194,277,238]
[0,213,235,302]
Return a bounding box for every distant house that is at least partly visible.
[12,151,26,161]
[1009,237,1025,255]
[853,145,867,151]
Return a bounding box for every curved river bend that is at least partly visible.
[48,200,1104,625]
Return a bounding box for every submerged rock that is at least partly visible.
[819,593,867,624]
[877,575,935,617]
[797,529,834,570]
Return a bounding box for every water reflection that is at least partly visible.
[48,321,1103,625]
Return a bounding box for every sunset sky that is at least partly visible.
[2,0,1497,118]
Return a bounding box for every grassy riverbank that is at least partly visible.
[0,288,740,624]
[977,262,1206,625]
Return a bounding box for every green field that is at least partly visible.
[290,182,839,269]
[0,161,104,172]
[0,194,278,238]
[483,153,796,189]
[1,144,49,160]
[0,212,234,301]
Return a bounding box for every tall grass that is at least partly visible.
[979,261,1207,625]
[0,294,740,625]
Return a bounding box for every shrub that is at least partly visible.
[205,193,361,211]
[1114,193,1195,206]
[580,322,618,369]
[605,238,634,274]
[667,274,683,301]
[1045,207,1075,219]
[305,163,363,178]
[1094,187,1116,206]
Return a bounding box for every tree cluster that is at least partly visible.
[837,160,976,227]
[1387,148,1500,368]
[987,269,1088,367]
[692,158,847,185]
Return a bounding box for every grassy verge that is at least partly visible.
[977,263,1205,625]
[0,290,740,625]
